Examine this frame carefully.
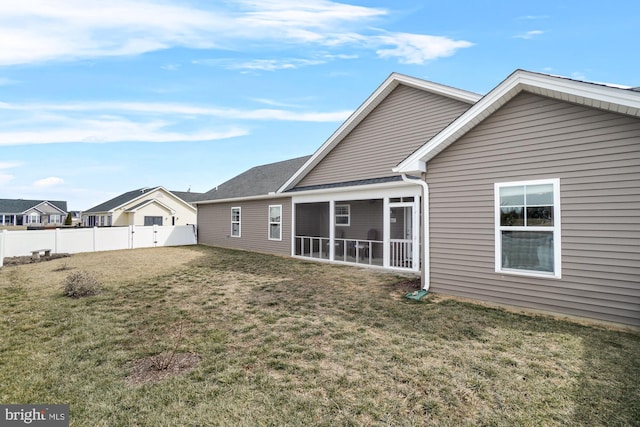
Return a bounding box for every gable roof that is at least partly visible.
[278,72,482,192]
[84,186,199,213]
[197,155,311,204]
[0,199,67,214]
[125,199,176,214]
[395,69,640,174]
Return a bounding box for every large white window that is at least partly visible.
[268,205,282,241]
[231,207,241,237]
[335,204,350,226]
[495,179,561,278]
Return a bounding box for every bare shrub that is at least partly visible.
[5,268,25,292]
[63,270,101,298]
[150,320,185,371]
[53,262,73,272]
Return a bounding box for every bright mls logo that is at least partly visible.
[1,405,69,426]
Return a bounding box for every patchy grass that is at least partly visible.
[1,245,638,426]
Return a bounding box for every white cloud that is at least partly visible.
[0,161,23,169]
[514,30,545,40]
[160,63,181,71]
[376,32,473,64]
[250,98,302,108]
[0,100,352,122]
[0,173,14,185]
[517,15,550,20]
[0,121,250,146]
[33,176,64,187]
[0,77,18,86]
[195,58,326,72]
[0,0,473,67]
[0,98,353,146]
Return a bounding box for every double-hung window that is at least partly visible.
[335,204,350,226]
[231,207,241,237]
[495,179,561,278]
[268,205,282,241]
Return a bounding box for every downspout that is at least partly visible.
[400,173,430,292]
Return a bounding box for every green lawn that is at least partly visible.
[1,245,638,426]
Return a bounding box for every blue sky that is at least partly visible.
[1,0,638,210]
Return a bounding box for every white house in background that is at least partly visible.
[82,187,203,227]
[0,199,68,226]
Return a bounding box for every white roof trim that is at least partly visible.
[278,72,481,192]
[30,201,67,215]
[195,193,285,205]
[111,186,196,213]
[395,69,640,174]
[125,199,176,214]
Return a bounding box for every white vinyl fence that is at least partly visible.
[0,225,197,267]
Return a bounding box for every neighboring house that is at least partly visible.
[82,187,203,227]
[197,70,640,327]
[0,199,68,226]
[197,156,311,254]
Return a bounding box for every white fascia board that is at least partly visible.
[288,180,420,203]
[31,201,67,214]
[195,193,288,206]
[278,73,481,193]
[395,70,640,173]
[392,73,482,104]
[110,186,163,212]
[127,199,176,214]
[118,186,196,213]
[518,73,640,115]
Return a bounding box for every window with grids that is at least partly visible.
[495,179,560,277]
[268,205,282,241]
[231,207,241,237]
[335,204,350,226]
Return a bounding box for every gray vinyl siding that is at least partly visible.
[197,197,292,255]
[426,92,640,326]
[298,85,470,187]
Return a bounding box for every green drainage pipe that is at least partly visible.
[405,289,429,301]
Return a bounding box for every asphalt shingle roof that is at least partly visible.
[201,155,311,201]
[0,199,67,214]
[84,187,204,213]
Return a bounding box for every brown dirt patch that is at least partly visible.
[125,352,202,386]
[2,253,71,266]
[0,246,205,292]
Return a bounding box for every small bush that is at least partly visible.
[63,271,101,298]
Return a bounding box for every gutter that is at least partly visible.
[400,173,430,291]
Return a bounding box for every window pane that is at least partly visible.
[502,231,553,272]
[269,206,281,222]
[526,184,554,205]
[500,186,524,206]
[335,216,349,225]
[232,223,240,236]
[335,206,348,215]
[527,206,553,226]
[270,224,281,240]
[500,207,524,226]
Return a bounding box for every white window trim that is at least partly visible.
[335,204,350,227]
[231,207,241,237]
[268,204,282,241]
[494,178,561,279]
